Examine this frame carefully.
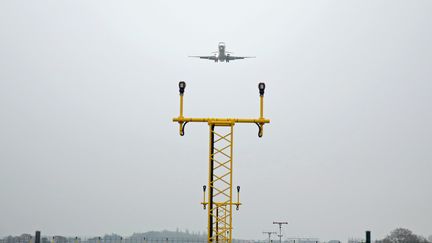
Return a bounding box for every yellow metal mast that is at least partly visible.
[173,81,270,243]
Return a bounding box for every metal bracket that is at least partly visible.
[180,122,189,136]
[255,122,263,137]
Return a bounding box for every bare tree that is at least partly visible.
[379,228,429,243]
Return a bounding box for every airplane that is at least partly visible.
[189,42,255,62]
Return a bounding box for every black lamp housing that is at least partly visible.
[179,81,186,95]
[258,82,265,96]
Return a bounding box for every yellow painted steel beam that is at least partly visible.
[173,117,270,124]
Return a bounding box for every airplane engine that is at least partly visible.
[226,54,230,62]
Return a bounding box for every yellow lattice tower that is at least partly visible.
[173,81,270,243]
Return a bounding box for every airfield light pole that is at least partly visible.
[263,232,277,243]
[173,81,270,243]
[273,221,288,243]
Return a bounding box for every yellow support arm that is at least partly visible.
[173,117,270,124]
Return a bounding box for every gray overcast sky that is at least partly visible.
[1,0,431,241]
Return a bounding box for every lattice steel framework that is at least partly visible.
[173,81,270,243]
[207,124,235,242]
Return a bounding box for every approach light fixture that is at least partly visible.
[259,82,265,96]
[179,81,186,95]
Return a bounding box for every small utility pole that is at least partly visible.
[366,231,371,243]
[273,221,288,243]
[263,232,277,243]
[35,231,40,243]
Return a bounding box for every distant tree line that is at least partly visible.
[1,228,431,243]
[0,231,251,243]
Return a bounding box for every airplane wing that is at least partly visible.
[189,55,218,60]
[226,55,255,61]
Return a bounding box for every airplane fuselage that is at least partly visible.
[217,43,226,62]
